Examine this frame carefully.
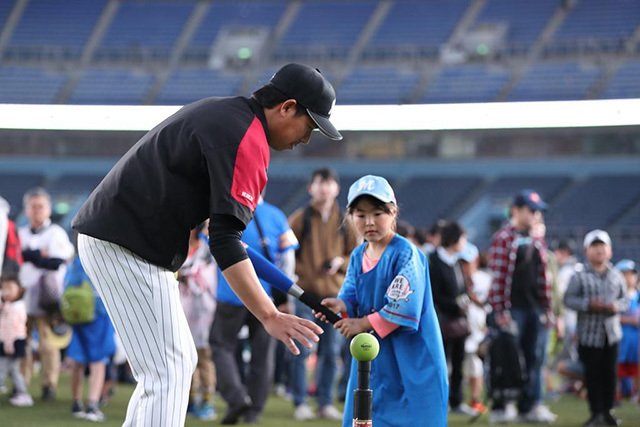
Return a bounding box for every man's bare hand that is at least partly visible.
[262,311,323,355]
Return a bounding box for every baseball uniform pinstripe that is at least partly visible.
[78,234,197,426]
[72,96,271,426]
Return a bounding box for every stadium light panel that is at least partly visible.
[0,99,639,132]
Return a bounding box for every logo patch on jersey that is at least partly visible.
[386,275,413,302]
[241,191,254,202]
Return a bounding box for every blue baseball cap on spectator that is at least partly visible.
[512,189,548,212]
[615,259,637,273]
[459,242,479,263]
[347,175,396,208]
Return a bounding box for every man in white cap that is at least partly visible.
[564,230,628,426]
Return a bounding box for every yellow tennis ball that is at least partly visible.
[350,333,380,362]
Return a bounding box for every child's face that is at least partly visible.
[351,199,396,243]
[1,280,20,302]
[622,271,638,290]
[585,242,611,266]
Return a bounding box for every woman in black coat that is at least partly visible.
[429,221,477,416]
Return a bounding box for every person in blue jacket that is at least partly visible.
[319,175,448,427]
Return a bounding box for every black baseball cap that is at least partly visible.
[512,189,548,212]
[270,63,342,141]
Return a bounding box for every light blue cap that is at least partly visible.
[459,242,479,263]
[615,259,636,272]
[347,175,396,208]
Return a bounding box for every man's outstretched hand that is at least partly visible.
[262,311,323,355]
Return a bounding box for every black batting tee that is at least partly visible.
[72,96,271,272]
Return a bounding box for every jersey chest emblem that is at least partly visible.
[386,275,413,302]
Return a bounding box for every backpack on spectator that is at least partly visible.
[61,280,95,325]
[486,325,527,402]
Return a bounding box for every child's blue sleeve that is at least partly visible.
[379,246,426,331]
[337,254,359,318]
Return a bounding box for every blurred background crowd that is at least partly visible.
[1,0,640,425]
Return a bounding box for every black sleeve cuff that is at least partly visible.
[40,257,66,271]
[209,214,248,271]
[271,287,288,307]
[21,249,65,270]
[22,249,40,263]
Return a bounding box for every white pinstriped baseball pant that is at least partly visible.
[78,234,197,427]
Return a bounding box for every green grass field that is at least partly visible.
[1,373,638,426]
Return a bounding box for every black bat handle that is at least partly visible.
[299,291,342,324]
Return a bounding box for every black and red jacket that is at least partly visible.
[72,96,270,272]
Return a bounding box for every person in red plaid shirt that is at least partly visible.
[488,190,557,424]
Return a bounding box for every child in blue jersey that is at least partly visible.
[319,175,448,427]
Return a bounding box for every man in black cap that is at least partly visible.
[72,63,341,426]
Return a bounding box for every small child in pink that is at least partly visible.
[0,274,33,406]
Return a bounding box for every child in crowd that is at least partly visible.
[459,243,491,414]
[564,230,627,426]
[65,256,115,422]
[0,273,33,407]
[179,223,217,421]
[615,259,639,403]
[319,175,448,427]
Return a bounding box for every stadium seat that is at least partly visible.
[393,177,480,228]
[97,1,194,60]
[5,0,106,59]
[186,1,286,59]
[276,0,376,59]
[508,62,601,101]
[551,0,640,53]
[157,68,243,105]
[339,66,420,105]
[474,0,560,53]
[364,0,470,59]
[0,173,44,217]
[420,65,510,103]
[545,175,640,237]
[0,67,66,104]
[600,60,640,99]
[69,68,154,105]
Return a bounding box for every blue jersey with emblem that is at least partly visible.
[338,234,448,426]
[217,201,298,306]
